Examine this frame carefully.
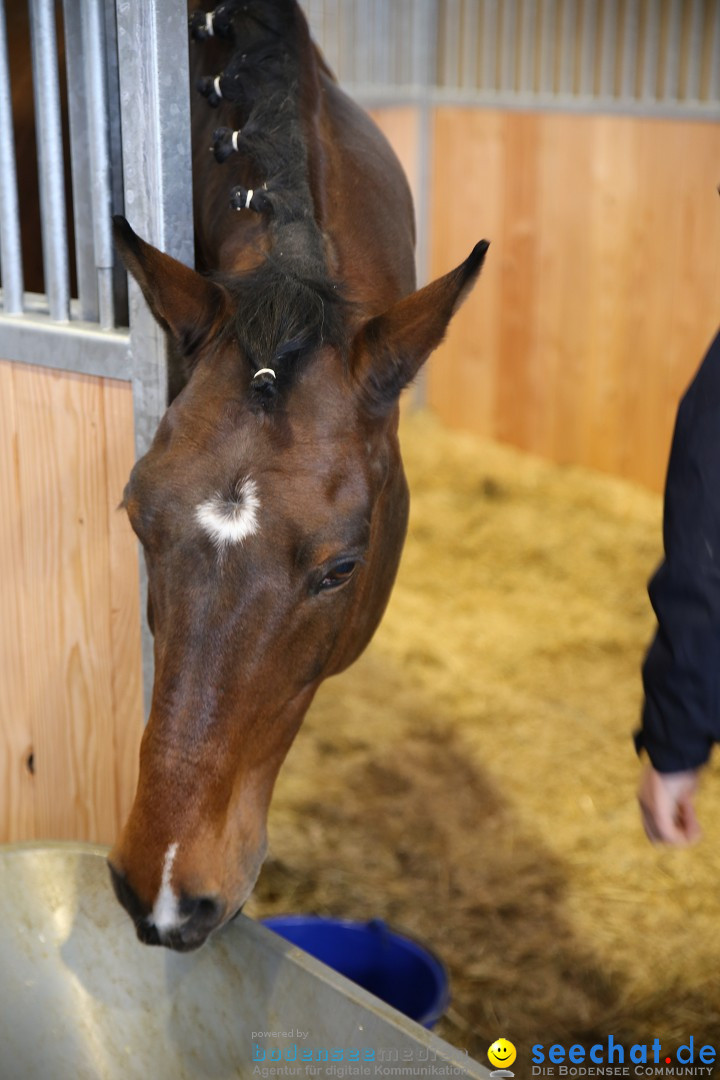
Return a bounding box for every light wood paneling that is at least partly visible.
[428,108,720,491]
[0,363,35,840]
[2,106,717,842]
[0,361,142,844]
[104,379,144,833]
[368,106,421,226]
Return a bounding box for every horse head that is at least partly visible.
[106,221,486,950]
[107,0,488,951]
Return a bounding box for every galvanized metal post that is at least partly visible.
[64,0,116,329]
[519,0,536,95]
[711,3,720,104]
[81,0,115,330]
[115,0,194,718]
[103,0,128,327]
[0,0,24,313]
[28,0,70,322]
[481,0,498,92]
[578,0,598,100]
[62,0,98,322]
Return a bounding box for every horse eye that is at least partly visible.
[318,560,358,591]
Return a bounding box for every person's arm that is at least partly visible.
[637,331,720,842]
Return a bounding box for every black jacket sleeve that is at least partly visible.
[637,329,720,772]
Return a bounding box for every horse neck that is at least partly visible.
[189,1,416,321]
[189,2,332,282]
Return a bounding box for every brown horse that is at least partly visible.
[108,0,488,951]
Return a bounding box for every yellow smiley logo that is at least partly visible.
[488,1038,517,1069]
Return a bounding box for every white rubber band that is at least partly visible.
[205,10,214,36]
[245,189,253,209]
[231,129,240,152]
[253,368,276,380]
[213,75,222,99]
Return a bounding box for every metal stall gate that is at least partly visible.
[0,0,194,436]
[2,0,719,729]
[0,0,193,722]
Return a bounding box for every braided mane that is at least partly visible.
[190,1,346,408]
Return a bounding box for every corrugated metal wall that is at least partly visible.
[307,0,720,115]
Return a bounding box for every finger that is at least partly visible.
[639,800,669,844]
[677,795,702,843]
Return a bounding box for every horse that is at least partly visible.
[107,0,488,951]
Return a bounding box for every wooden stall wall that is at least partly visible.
[1,105,715,844]
[427,108,720,492]
[0,361,143,844]
[369,106,422,219]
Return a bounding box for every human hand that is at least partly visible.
[637,764,702,845]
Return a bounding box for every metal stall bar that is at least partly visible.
[442,0,462,91]
[81,0,114,329]
[0,0,24,314]
[683,0,704,102]
[62,0,115,329]
[28,0,70,322]
[620,0,640,101]
[598,0,618,99]
[394,0,413,87]
[711,2,720,103]
[499,0,517,92]
[339,0,356,87]
[62,0,98,322]
[481,0,498,92]
[640,0,660,102]
[577,0,596,100]
[558,0,577,96]
[103,0,128,328]
[518,0,536,95]
[662,0,683,101]
[373,0,390,88]
[461,0,478,92]
[537,0,555,95]
[115,0,194,718]
[319,0,341,79]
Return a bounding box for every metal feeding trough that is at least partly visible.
[0,844,490,1079]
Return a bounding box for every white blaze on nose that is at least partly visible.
[152,841,180,932]
[195,477,260,548]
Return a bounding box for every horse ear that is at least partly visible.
[113,216,227,355]
[350,241,489,417]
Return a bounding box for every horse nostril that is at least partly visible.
[179,894,225,929]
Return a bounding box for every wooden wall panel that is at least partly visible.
[1,106,716,841]
[428,109,720,491]
[104,380,144,833]
[0,361,142,845]
[368,106,421,229]
[0,363,35,840]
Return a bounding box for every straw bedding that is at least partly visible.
[245,410,720,1060]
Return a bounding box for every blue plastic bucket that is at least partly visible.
[261,916,450,1028]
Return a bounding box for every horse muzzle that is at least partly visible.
[108,860,229,952]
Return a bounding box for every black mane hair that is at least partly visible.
[190,1,346,409]
[214,254,347,406]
